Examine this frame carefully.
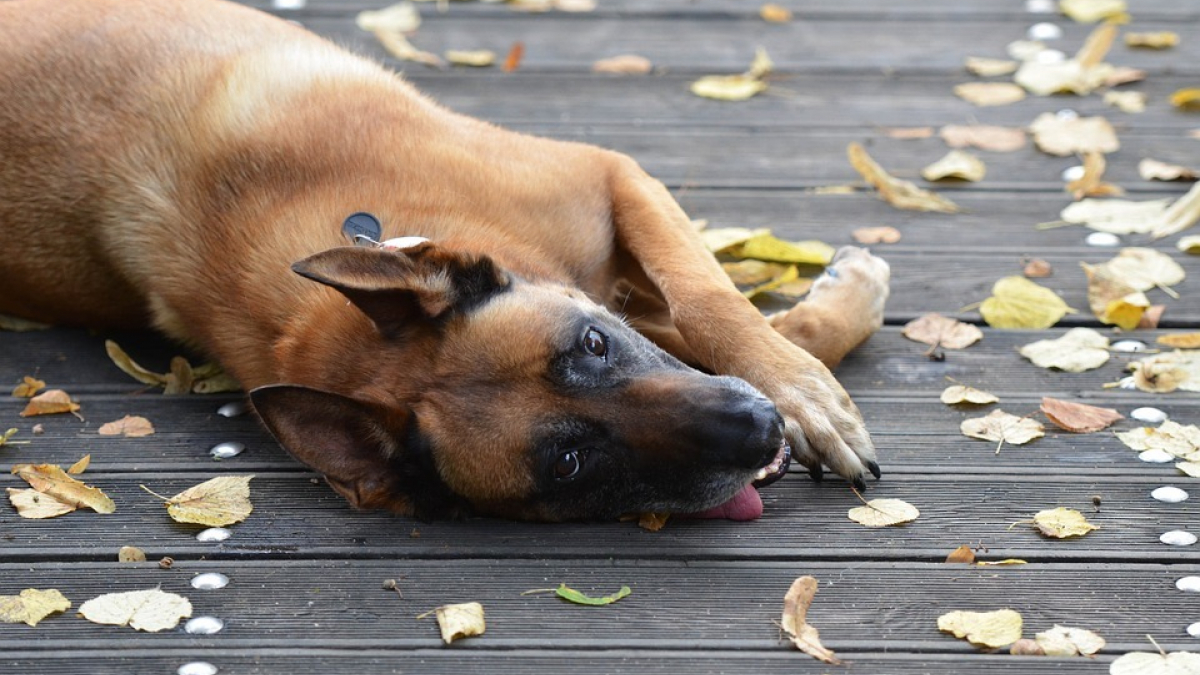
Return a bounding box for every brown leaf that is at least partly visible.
[67,455,91,475]
[1158,333,1200,349]
[163,357,194,396]
[883,127,934,140]
[759,3,792,22]
[1040,397,1123,433]
[11,464,115,514]
[637,512,669,532]
[953,82,1025,107]
[851,226,902,244]
[98,415,155,438]
[848,143,960,213]
[945,545,976,563]
[1023,258,1053,278]
[19,390,80,418]
[1136,304,1166,329]
[940,125,1027,152]
[1010,638,1046,656]
[118,546,147,563]
[902,313,983,350]
[591,55,652,74]
[781,577,840,664]
[502,41,525,73]
[11,376,45,398]
[1067,152,1123,200]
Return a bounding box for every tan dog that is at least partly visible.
[0,0,888,521]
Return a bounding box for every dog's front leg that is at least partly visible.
[606,155,879,488]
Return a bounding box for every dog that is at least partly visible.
[0,0,888,521]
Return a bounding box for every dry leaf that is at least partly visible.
[151,475,255,527]
[1008,39,1046,61]
[937,609,1023,649]
[1018,328,1110,372]
[0,314,51,332]
[965,57,1019,77]
[637,512,669,532]
[78,588,192,632]
[20,389,80,418]
[104,340,167,386]
[1031,507,1097,538]
[941,385,999,405]
[1139,159,1198,182]
[372,30,442,67]
[699,227,769,253]
[847,498,919,527]
[1011,638,1045,655]
[501,41,524,73]
[945,545,976,563]
[591,55,652,74]
[979,276,1073,329]
[691,49,772,101]
[1081,262,1148,330]
[1100,248,1186,292]
[1128,352,1200,393]
[781,577,840,664]
[11,376,45,398]
[961,410,1045,448]
[1030,113,1119,156]
[1040,397,1122,433]
[940,125,1026,152]
[1060,197,1172,234]
[977,559,1029,566]
[1060,0,1127,23]
[1110,651,1200,675]
[730,234,834,265]
[1015,43,1116,95]
[1117,421,1200,458]
[852,226,902,244]
[191,370,241,395]
[722,260,792,286]
[759,3,792,22]
[356,2,420,32]
[954,82,1025,107]
[0,428,26,447]
[1068,152,1123,200]
[902,314,983,350]
[922,150,987,182]
[1171,89,1200,111]
[1180,236,1200,254]
[1150,182,1200,238]
[775,278,815,299]
[848,142,961,213]
[742,265,800,299]
[12,463,115,514]
[1104,90,1147,114]
[1125,31,1180,49]
[0,589,71,626]
[1036,624,1106,656]
[98,416,155,438]
[1158,333,1200,349]
[428,602,485,644]
[1178,462,1200,478]
[1137,304,1166,329]
[67,455,90,475]
[118,546,146,563]
[884,127,934,140]
[7,488,76,519]
[1023,258,1053,277]
[445,50,495,67]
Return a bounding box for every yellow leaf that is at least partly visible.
[78,588,192,632]
[1059,0,1126,23]
[741,265,799,299]
[1158,333,1200,349]
[848,498,919,527]
[67,455,91,475]
[921,150,987,182]
[690,74,767,101]
[937,609,1023,648]
[1125,31,1180,49]
[847,142,961,213]
[699,227,769,253]
[1035,624,1106,656]
[759,3,792,22]
[428,602,485,644]
[1081,262,1147,330]
[940,385,999,406]
[356,2,420,32]
[118,546,147,563]
[97,416,156,438]
[0,589,71,626]
[11,376,45,398]
[1180,235,1200,254]
[1060,197,1171,234]
[945,545,976,563]
[1067,152,1122,200]
[445,50,496,67]
[731,234,834,265]
[155,475,255,526]
[953,82,1025,107]
[7,488,77,519]
[1018,328,1110,372]
[976,559,1029,566]
[961,409,1045,447]
[902,314,983,350]
[591,54,652,74]
[1031,507,1097,538]
[11,464,115,514]
[721,260,792,286]
[979,276,1073,329]
[163,356,194,396]
[1178,462,1200,478]
[104,340,167,386]
[19,389,80,418]
[781,576,841,664]
[964,56,1019,77]
[1029,113,1119,156]
[1104,90,1147,113]
[1139,158,1198,182]
[1171,88,1200,111]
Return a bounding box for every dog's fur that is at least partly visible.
[0,0,889,521]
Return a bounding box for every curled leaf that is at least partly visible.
[954,82,1025,107]
[848,142,960,213]
[11,376,45,398]
[555,584,631,606]
[12,463,115,514]
[445,50,495,67]
[1125,31,1179,49]
[592,54,652,74]
[781,576,840,664]
[105,340,167,386]
[921,150,987,182]
[1035,624,1106,657]
[20,390,80,418]
[426,602,485,644]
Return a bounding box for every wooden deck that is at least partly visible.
[3,1,1199,672]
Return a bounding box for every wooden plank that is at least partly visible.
[0,560,1196,652]
[0,472,1194,562]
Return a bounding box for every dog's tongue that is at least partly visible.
[683,484,763,521]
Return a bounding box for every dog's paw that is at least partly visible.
[807,246,890,332]
[772,372,879,490]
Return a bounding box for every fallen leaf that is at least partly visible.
[775,278,815,299]
[730,234,835,265]
[67,455,90,475]
[0,428,28,447]
[1110,651,1200,675]
[1015,23,1117,96]
[848,142,961,213]
[699,227,770,253]
[940,125,1027,152]
[1023,258,1053,277]
[941,385,1000,405]
[427,602,485,644]
[1011,638,1045,655]
[371,29,442,67]
[1137,304,1166,329]
[1081,261,1149,330]
[1139,159,1198,182]
[1125,31,1180,49]
[937,609,1023,649]
[0,589,71,626]
[1128,352,1200,393]
[1060,197,1172,234]
[1158,333,1200,349]
[759,3,792,22]
[954,82,1026,107]
[741,264,800,299]
[1099,248,1186,292]
[501,41,524,73]
[118,546,146,563]
[555,584,631,606]
[921,150,987,182]
[148,476,254,527]
[976,559,1029,566]
[1180,236,1200,254]
[1040,397,1123,433]
[691,48,772,101]
[1007,40,1047,61]
[1031,507,1097,538]
[1117,421,1200,458]
[980,276,1073,329]
[98,416,155,438]
[721,260,793,285]
[945,545,976,563]
[1107,66,1147,85]
[1171,89,1200,111]
[1178,462,1200,478]
[884,127,934,140]
[11,376,45,398]
[78,588,192,632]
[1150,182,1200,238]
[1104,90,1147,114]
[7,488,76,519]
[1030,113,1119,156]
[902,314,983,350]
[1036,624,1106,656]
[781,576,840,664]
[191,369,241,395]
[848,498,919,527]
[1018,328,1110,372]
[445,50,495,67]
[964,56,1019,77]
[105,340,167,386]
[11,463,115,514]
[0,314,51,332]
[356,2,420,32]
[591,54,652,74]
[19,390,80,418]
[961,410,1044,448]
[637,512,669,532]
[1068,151,1123,200]
[1059,0,1127,23]
[852,226,902,244]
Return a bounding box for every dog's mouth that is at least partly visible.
[682,439,792,522]
[752,438,792,489]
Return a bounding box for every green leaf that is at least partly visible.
[555,584,631,606]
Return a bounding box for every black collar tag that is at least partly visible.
[342,212,382,246]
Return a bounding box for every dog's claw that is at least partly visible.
[808,464,824,482]
[852,475,867,492]
[867,460,882,480]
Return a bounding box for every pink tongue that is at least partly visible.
[683,484,763,521]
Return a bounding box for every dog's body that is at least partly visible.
[0,0,889,521]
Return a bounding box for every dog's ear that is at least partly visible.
[292,243,509,337]
[249,384,463,517]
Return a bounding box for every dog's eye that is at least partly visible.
[582,328,607,359]
[552,450,584,481]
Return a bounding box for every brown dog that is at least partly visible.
[0,0,888,521]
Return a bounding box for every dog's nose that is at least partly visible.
[699,390,783,469]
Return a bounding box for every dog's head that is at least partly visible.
[250,241,789,521]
